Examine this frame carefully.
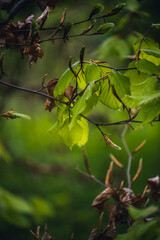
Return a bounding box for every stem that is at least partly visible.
[121,125,132,189]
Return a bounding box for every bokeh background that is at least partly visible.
[0,0,160,239]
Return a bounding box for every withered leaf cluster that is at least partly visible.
[0,6,52,66]
[90,172,160,240]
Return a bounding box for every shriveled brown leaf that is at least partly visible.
[131,194,147,208]
[45,78,58,112]
[120,188,134,208]
[88,228,98,240]
[23,43,44,67]
[36,6,50,25]
[147,175,160,201]
[92,186,116,212]
[64,86,74,100]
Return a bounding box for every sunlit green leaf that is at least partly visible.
[134,37,160,65]
[100,80,122,109]
[135,59,160,75]
[54,62,79,97]
[109,71,130,98]
[59,117,89,149]
[69,81,94,129]
[85,63,102,83]
[131,76,158,96]
[141,49,160,58]
[125,61,148,85]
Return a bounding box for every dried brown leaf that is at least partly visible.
[36,7,50,25]
[131,194,147,208]
[23,43,44,66]
[120,188,134,207]
[131,158,143,183]
[147,175,160,201]
[45,79,58,112]
[92,186,116,212]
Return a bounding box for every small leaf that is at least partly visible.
[1,110,31,120]
[108,3,126,16]
[103,134,121,150]
[96,23,114,34]
[128,205,158,220]
[88,4,104,19]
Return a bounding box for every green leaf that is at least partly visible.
[85,63,102,83]
[135,59,160,75]
[128,206,158,220]
[54,62,79,97]
[140,97,160,123]
[109,71,130,98]
[100,80,122,109]
[134,37,160,66]
[110,3,126,15]
[96,23,114,34]
[131,76,158,96]
[59,117,89,149]
[123,95,142,108]
[69,81,94,129]
[141,49,160,58]
[125,61,149,85]
[88,4,104,19]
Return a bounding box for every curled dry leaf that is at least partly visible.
[147,175,160,201]
[131,194,147,208]
[92,186,117,212]
[45,79,58,112]
[36,6,50,25]
[23,43,44,67]
[120,188,134,208]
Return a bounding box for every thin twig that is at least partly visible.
[0,79,68,105]
[75,167,106,187]
[121,125,132,189]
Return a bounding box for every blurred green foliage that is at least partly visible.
[0,0,160,239]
